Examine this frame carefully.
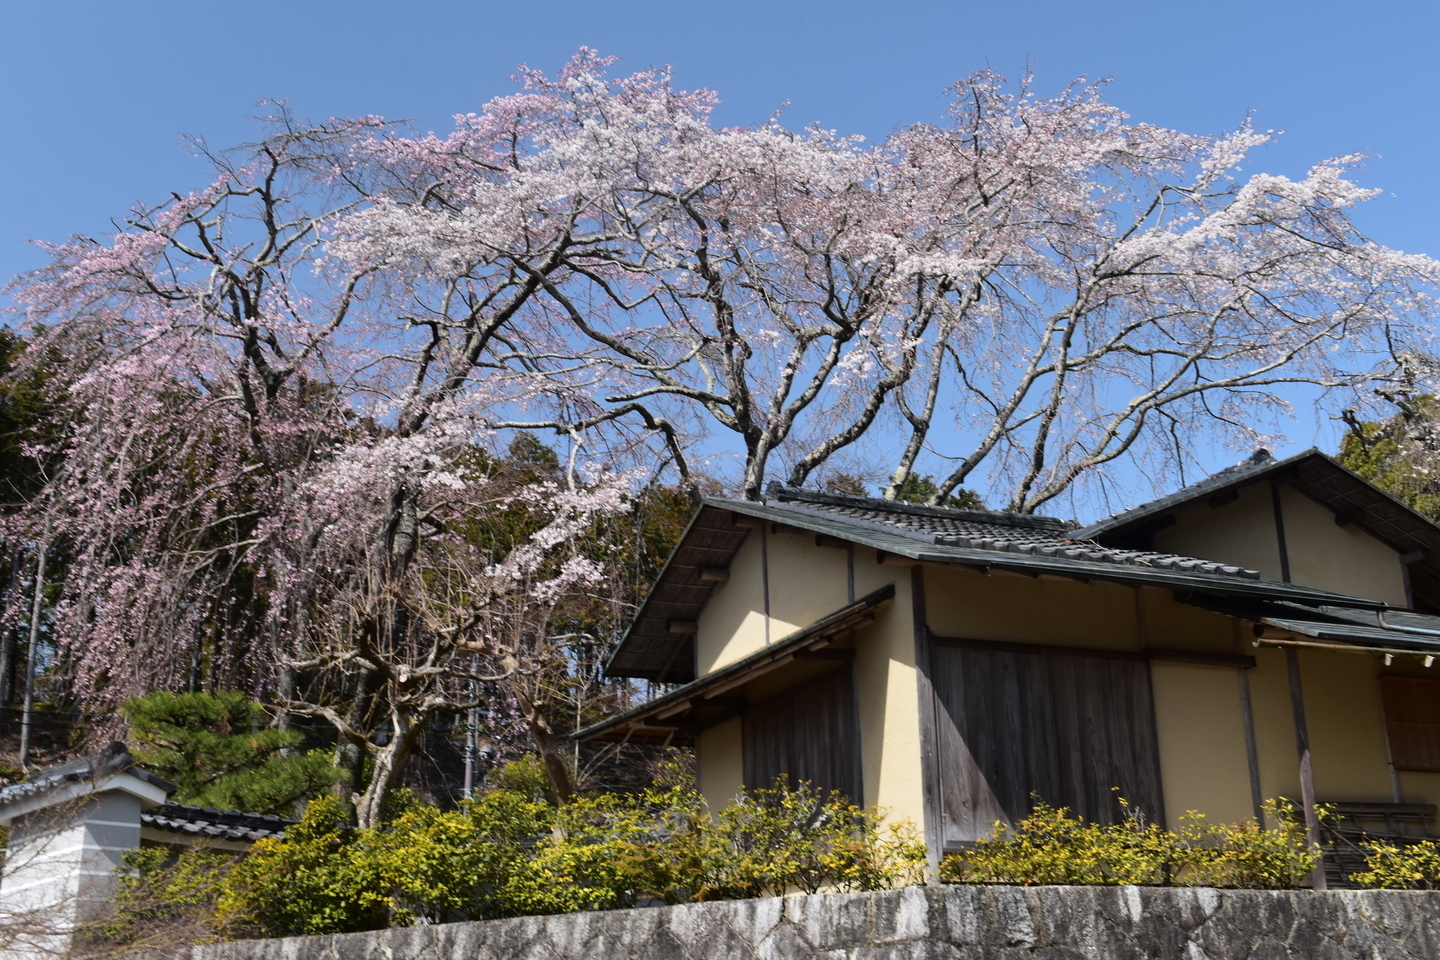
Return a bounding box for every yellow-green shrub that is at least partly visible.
[1351,840,1440,889]
[217,795,391,936]
[940,799,1319,889]
[698,781,926,899]
[88,845,242,951]
[210,779,925,939]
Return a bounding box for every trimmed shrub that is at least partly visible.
[205,779,924,939]
[940,798,1319,889]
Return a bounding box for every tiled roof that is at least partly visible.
[142,803,296,842]
[0,742,174,808]
[769,487,1262,580]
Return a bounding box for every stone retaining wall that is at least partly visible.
[194,885,1440,959]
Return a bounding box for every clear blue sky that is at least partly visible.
[2,0,1437,480]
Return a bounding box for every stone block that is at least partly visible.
[192,887,1440,960]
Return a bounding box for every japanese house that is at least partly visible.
[577,449,1440,883]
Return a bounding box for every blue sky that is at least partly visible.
[2,0,1437,499]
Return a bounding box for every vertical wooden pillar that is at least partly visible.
[760,522,771,645]
[1270,482,1292,583]
[1233,621,1264,824]
[1285,646,1327,890]
[1237,666,1265,824]
[909,566,944,876]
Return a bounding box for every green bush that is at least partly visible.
[206,779,924,938]
[940,798,1320,889]
[1351,840,1440,889]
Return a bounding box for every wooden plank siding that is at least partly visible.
[1381,676,1440,771]
[929,637,1164,846]
[742,667,862,803]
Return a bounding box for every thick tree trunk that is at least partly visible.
[333,668,376,807]
[352,714,424,829]
[513,684,574,805]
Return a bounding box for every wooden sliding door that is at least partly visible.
[743,667,861,802]
[929,637,1163,846]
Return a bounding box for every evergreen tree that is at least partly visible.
[123,691,340,815]
[892,474,985,510]
[1338,398,1440,522]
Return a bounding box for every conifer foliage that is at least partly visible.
[122,691,340,815]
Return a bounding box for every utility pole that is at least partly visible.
[19,536,49,770]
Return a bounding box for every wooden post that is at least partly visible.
[1238,666,1265,824]
[1234,620,1264,824]
[1285,646,1327,890]
[1270,482,1292,583]
[909,566,944,876]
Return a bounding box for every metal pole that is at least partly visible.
[462,674,478,800]
[463,706,477,799]
[19,539,49,770]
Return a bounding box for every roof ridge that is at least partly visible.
[760,492,1262,581]
[767,484,1078,532]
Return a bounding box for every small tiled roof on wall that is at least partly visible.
[142,803,296,842]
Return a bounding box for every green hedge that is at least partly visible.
[103,780,925,943]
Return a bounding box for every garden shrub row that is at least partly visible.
[102,780,925,944]
[96,785,1440,952]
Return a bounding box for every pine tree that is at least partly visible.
[123,691,340,815]
[1338,398,1440,522]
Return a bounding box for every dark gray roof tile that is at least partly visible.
[768,486,1263,581]
[141,802,296,842]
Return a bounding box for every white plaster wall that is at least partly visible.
[0,791,142,958]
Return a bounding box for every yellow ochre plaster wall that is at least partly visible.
[1278,487,1407,606]
[694,523,852,676]
[691,526,926,830]
[849,554,924,831]
[1150,661,1255,826]
[1242,647,1398,821]
[1153,482,1406,606]
[697,717,743,816]
[1156,482,1283,580]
